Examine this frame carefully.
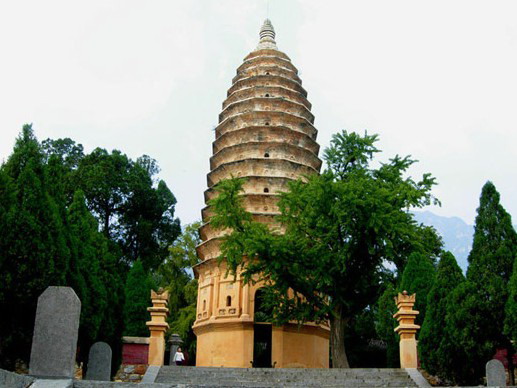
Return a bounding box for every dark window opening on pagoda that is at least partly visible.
[265,94,270,97]
[264,188,269,193]
[264,152,270,158]
[203,300,206,311]
[226,296,232,307]
[266,72,270,75]
[265,122,269,126]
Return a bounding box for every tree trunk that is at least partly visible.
[330,304,350,368]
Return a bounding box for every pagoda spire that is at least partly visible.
[256,19,277,50]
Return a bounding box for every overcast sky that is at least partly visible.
[1,0,516,226]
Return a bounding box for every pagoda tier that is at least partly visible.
[196,21,322,264]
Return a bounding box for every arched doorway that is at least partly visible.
[253,288,272,368]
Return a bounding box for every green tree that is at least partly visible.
[67,191,109,368]
[375,284,399,367]
[445,181,517,385]
[0,170,16,309]
[209,131,440,367]
[399,252,436,326]
[505,256,517,341]
[418,251,464,379]
[0,125,70,368]
[444,281,496,385]
[158,222,201,362]
[123,260,153,336]
[97,250,126,376]
[76,149,180,269]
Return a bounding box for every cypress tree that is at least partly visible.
[467,181,517,284]
[123,260,153,336]
[0,125,70,368]
[399,252,436,327]
[68,190,108,369]
[97,246,126,376]
[505,256,517,341]
[419,251,464,378]
[445,181,517,385]
[467,181,517,354]
[445,281,497,385]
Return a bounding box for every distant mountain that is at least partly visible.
[412,211,473,272]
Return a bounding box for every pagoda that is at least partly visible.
[193,19,329,368]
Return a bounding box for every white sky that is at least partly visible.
[1,0,516,225]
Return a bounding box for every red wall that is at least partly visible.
[122,343,149,365]
[494,348,517,369]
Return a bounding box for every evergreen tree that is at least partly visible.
[123,260,153,336]
[68,191,109,368]
[505,257,517,341]
[97,248,126,376]
[0,125,70,368]
[444,281,496,385]
[399,252,436,326]
[467,181,517,284]
[375,284,399,367]
[446,181,517,385]
[419,251,464,379]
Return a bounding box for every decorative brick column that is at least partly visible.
[146,289,169,366]
[393,291,420,368]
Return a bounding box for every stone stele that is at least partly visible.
[486,359,506,387]
[29,286,81,379]
[85,341,112,381]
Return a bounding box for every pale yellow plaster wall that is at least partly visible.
[195,323,254,367]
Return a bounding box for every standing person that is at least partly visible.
[173,347,185,366]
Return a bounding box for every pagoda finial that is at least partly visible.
[256,19,277,50]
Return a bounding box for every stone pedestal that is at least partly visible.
[393,291,420,368]
[146,289,169,366]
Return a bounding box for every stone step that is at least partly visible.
[154,367,419,387]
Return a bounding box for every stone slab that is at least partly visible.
[29,286,81,379]
[32,379,73,388]
[141,365,160,383]
[85,342,112,381]
[486,359,506,387]
[0,368,35,388]
[405,368,431,387]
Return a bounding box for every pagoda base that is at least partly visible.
[193,319,329,368]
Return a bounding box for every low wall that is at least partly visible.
[121,336,149,365]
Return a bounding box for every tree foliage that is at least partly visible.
[450,181,517,384]
[418,251,464,379]
[505,256,517,341]
[0,125,69,367]
[399,252,436,326]
[157,222,201,362]
[75,150,180,270]
[0,125,180,373]
[123,260,153,337]
[375,284,399,367]
[209,130,440,367]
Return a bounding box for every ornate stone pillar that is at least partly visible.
[146,288,169,366]
[393,291,420,368]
